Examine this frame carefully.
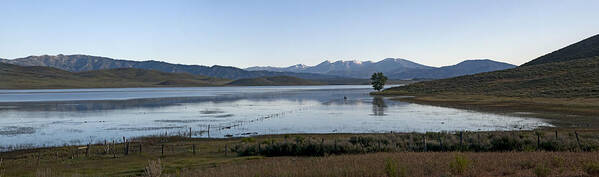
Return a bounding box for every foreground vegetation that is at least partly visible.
[1,130,599,176]
[191,152,599,177]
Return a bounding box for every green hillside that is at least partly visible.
[379,34,599,116]
[0,63,229,89]
[383,56,599,98]
[522,34,599,66]
[228,76,324,86]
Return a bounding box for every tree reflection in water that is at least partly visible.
[371,96,387,116]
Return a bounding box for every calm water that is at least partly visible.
[0,85,551,150]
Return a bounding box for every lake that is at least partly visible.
[0,85,551,151]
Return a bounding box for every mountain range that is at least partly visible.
[246,58,516,79]
[1,55,516,81]
[0,55,344,80]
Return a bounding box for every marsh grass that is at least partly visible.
[144,159,163,177]
[384,158,398,177]
[233,131,599,157]
[448,154,471,175]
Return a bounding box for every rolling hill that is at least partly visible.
[383,33,599,98]
[522,34,599,66]
[0,62,229,89]
[227,76,324,86]
[0,54,350,80]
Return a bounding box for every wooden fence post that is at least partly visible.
[86,144,90,157]
[193,144,196,155]
[537,133,541,151]
[125,142,130,155]
[438,133,443,151]
[575,131,582,151]
[321,138,325,152]
[189,127,192,138]
[161,144,165,156]
[139,143,142,154]
[334,139,337,151]
[112,140,116,158]
[555,130,558,140]
[257,143,261,154]
[459,132,464,151]
[423,135,427,152]
[225,144,228,156]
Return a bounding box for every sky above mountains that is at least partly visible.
[1,0,598,68]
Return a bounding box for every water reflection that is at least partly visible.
[371,96,387,116]
[0,85,552,150]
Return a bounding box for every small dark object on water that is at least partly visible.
[344,96,347,100]
[225,134,233,138]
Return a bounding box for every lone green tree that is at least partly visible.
[370,72,388,91]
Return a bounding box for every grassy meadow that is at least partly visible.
[1,130,599,176]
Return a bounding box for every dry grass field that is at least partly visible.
[187,152,599,177]
[1,131,599,176]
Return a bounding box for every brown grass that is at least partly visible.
[1,132,599,177]
[184,152,599,177]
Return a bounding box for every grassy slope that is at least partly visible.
[523,34,599,66]
[383,57,599,98]
[227,76,324,86]
[0,63,229,89]
[378,57,599,117]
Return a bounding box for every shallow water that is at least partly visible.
[0,85,551,150]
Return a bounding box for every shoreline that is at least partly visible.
[372,92,599,128]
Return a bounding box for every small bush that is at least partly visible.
[35,168,52,177]
[519,160,535,169]
[241,137,255,143]
[584,162,599,176]
[384,158,398,177]
[533,165,551,177]
[294,136,305,144]
[449,154,470,175]
[550,156,564,168]
[144,159,162,177]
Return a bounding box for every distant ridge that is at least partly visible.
[247,58,516,79]
[522,34,599,66]
[0,62,228,89]
[0,54,349,80]
[228,76,323,86]
[388,59,516,79]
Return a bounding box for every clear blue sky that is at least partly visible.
[1,0,598,68]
